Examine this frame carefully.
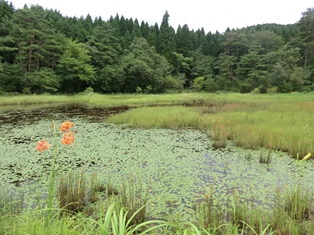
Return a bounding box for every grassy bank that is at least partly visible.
[106,96,314,157]
[0,93,212,107]
[1,91,314,107]
[2,92,312,107]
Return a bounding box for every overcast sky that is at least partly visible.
[9,0,314,33]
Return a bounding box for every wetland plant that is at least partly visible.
[58,169,87,214]
[106,180,119,196]
[272,186,314,235]
[93,203,166,235]
[0,191,24,216]
[118,181,148,227]
[259,149,272,164]
[212,139,227,150]
[211,127,228,150]
[90,173,107,203]
[284,186,313,221]
[195,189,225,232]
[230,196,272,235]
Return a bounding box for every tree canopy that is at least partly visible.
[0,1,313,94]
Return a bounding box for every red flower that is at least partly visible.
[36,140,51,153]
[60,121,74,132]
[61,132,75,145]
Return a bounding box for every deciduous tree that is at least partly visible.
[56,39,95,93]
[122,37,168,93]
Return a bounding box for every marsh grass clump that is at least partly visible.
[118,181,148,227]
[272,186,314,234]
[195,189,226,233]
[259,149,272,164]
[193,190,274,235]
[212,139,227,150]
[0,191,24,216]
[58,170,113,215]
[284,186,313,221]
[211,124,229,150]
[89,173,106,203]
[106,181,119,196]
[58,169,87,214]
[230,197,272,235]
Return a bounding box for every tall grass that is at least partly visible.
[58,169,88,214]
[1,91,314,107]
[107,95,314,157]
[1,177,314,234]
[0,92,205,106]
[106,106,207,129]
[0,94,78,106]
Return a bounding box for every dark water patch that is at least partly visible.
[0,104,129,126]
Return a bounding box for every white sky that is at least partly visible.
[9,0,314,33]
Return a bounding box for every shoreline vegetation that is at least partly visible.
[1,92,313,157]
[1,92,313,106]
[1,92,314,234]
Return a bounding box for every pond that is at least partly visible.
[0,104,313,220]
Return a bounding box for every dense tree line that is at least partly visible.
[0,1,313,94]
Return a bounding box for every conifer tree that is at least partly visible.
[86,23,124,93]
[146,23,159,48]
[176,24,193,56]
[157,11,176,63]
[298,8,314,71]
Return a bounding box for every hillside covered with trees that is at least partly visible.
[0,1,313,94]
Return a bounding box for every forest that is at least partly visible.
[0,1,313,94]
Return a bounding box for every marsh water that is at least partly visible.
[1,104,314,219]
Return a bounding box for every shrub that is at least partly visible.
[136,86,142,94]
[84,86,94,94]
[250,87,260,94]
[266,86,278,94]
[22,87,31,95]
[191,76,205,91]
[162,75,184,91]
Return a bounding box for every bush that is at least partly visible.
[203,76,219,92]
[136,86,142,94]
[250,87,260,94]
[190,76,205,91]
[22,87,31,95]
[84,86,94,94]
[144,85,152,94]
[266,86,278,94]
[162,75,184,91]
